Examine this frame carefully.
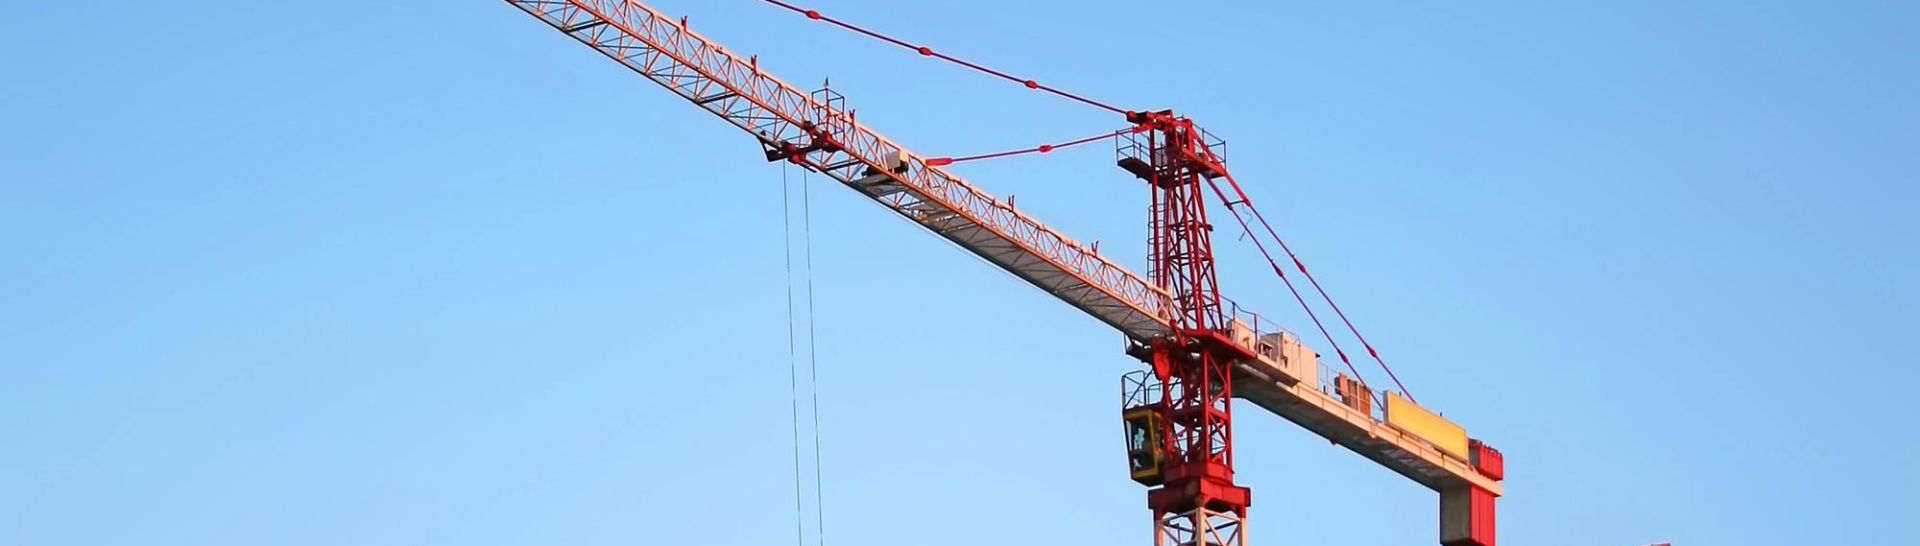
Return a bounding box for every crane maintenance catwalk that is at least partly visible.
[500,1,1505,545]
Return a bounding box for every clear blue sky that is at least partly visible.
[3,1,1915,545]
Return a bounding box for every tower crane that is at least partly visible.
[500,1,1506,545]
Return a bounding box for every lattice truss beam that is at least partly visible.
[1158,507,1246,546]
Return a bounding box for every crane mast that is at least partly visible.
[501,2,1505,546]
[1122,111,1251,546]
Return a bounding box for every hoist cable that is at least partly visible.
[779,163,808,546]
[800,168,827,546]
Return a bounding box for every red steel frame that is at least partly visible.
[1120,111,1251,546]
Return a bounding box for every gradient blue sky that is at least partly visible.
[3,1,1916,545]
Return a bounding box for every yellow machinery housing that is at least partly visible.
[1386,392,1470,460]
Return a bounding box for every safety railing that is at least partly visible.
[1120,369,1161,410]
[1316,361,1390,424]
[1115,126,1229,174]
[1222,298,1301,362]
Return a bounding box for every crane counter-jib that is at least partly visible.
[504,0,1502,510]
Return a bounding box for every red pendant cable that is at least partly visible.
[1201,179,1373,391]
[1211,162,1416,401]
[762,0,1416,402]
[760,0,1126,115]
[927,128,1131,166]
